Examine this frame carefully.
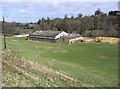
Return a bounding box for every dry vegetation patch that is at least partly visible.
[2,49,79,87]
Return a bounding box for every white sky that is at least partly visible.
[1,0,120,2]
[1,0,119,22]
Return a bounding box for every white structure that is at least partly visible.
[15,34,29,37]
[55,31,68,39]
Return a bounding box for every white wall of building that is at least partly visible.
[15,34,29,37]
[55,31,68,39]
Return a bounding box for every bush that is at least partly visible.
[106,29,118,37]
[91,30,104,37]
[91,30,118,37]
[82,30,92,37]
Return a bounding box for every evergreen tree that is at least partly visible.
[47,17,50,24]
[94,17,99,30]
[78,13,82,18]
[37,19,41,24]
[71,15,74,19]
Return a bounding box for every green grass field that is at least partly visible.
[3,37,118,87]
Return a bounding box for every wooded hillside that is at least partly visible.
[1,10,119,37]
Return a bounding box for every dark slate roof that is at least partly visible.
[31,30,62,37]
[66,34,81,39]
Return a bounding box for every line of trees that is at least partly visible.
[1,9,119,37]
[35,10,119,37]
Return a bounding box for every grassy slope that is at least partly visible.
[5,37,118,87]
[3,49,79,87]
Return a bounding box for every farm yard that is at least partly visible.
[2,37,118,87]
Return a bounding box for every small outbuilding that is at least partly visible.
[56,34,84,44]
[68,34,84,44]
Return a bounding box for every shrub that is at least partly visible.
[82,30,92,37]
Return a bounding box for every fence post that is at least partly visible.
[2,17,6,49]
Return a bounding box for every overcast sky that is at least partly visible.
[0,0,119,23]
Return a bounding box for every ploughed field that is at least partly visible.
[2,37,118,87]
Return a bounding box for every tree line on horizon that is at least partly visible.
[1,9,120,37]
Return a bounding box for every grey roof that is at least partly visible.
[31,30,62,37]
[66,34,81,39]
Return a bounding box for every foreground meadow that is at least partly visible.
[2,37,118,87]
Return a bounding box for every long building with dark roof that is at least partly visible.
[29,30,68,43]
